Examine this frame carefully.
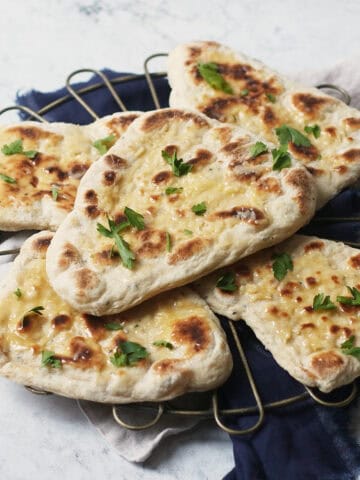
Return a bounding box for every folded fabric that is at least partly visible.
[11,53,360,477]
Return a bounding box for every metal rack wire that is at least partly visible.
[0,54,358,436]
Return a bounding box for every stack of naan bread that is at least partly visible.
[0,41,360,403]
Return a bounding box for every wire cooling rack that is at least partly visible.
[0,54,358,436]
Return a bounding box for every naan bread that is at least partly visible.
[0,112,140,231]
[194,235,360,392]
[0,231,232,403]
[168,41,360,208]
[46,108,316,315]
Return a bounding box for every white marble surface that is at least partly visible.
[0,0,360,479]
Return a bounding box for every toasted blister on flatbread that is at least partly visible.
[0,111,140,231]
[0,231,232,403]
[194,235,360,392]
[168,41,360,208]
[46,108,316,315]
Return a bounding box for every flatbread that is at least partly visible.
[194,235,360,392]
[168,41,360,208]
[0,231,232,403]
[46,108,316,315]
[0,112,140,231]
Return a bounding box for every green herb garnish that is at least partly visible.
[166,232,171,252]
[313,293,336,311]
[271,146,291,171]
[165,186,183,195]
[191,202,207,216]
[184,229,193,236]
[110,341,149,367]
[1,139,38,159]
[216,272,237,292]
[153,340,174,350]
[41,350,62,369]
[162,150,192,177]
[250,141,268,158]
[29,306,45,315]
[337,286,360,306]
[0,173,16,184]
[266,93,276,103]
[97,217,135,269]
[240,88,249,97]
[124,207,145,230]
[340,336,360,359]
[51,186,59,201]
[304,124,321,139]
[104,323,124,331]
[197,62,234,94]
[93,134,116,155]
[272,253,293,281]
[275,125,311,147]
[14,288,22,298]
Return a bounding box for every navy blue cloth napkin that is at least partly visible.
[16,71,360,480]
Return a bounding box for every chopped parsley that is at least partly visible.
[51,186,59,201]
[110,340,149,367]
[240,88,249,96]
[97,217,135,269]
[250,141,268,158]
[216,271,237,292]
[0,173,16,184]
[41,350,62,369]
[153,340,174,350]
[312,293,336,311]
[29,306,45,315]
[191,202,207,216]
[340,336,360,359]
[162,150,192,177]
[93,134,116,154]
[266,93,276,103]
[272,146,291,171]
[14,288,22,298]
[165,186,183,195]
[272,253,293,281]
[197,62,234,94]
[166,232,171,252]
[304,124,321,139]
[275,125,311,147]
[337,286,360,306]
[104,323,124,331]
[124,207,145,230]
[1,139,38,159]
[184,229,193,236]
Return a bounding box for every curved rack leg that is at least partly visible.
[66,69,128,119]
[304,383,357,407]
[25,385,52,395]
[112,403,164,430]
[144,53,168,110]
[0,105,48,123]
[317,84,351,105]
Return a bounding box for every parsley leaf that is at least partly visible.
[165,186,183,195]
[184,229,193,236]
[340,336,360,359]
[153,340,174,350]
[124,207,145,230]
[313,293,336,311]
[93,134,116,154]
[272,253,293,281]
[191,202,207,216]
[337,286,360,306]
[162,150,192,177]
[240,88,249,96]
[197,62,234,94]
[304,124,321,139]
[104,323,123,331]
[275,125,311,147]
[250,141,268,158]
[272,146,291,171]
[97,217,135,269]
[29,306,45,315]
[1,139,38,159]
[51,186,59,201]
[0,173,16,184]
[216,271,237,292]
[266,93,276,103]
[41,350,62,369]
[166,232,171,252]
[14,288,22,298]
[110,340,149,367]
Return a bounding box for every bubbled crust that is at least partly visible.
[0,231,232,403]
[47,108,316,315]
[0,112,140,231]
[194,235,360,392]
[168,41,360,208]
